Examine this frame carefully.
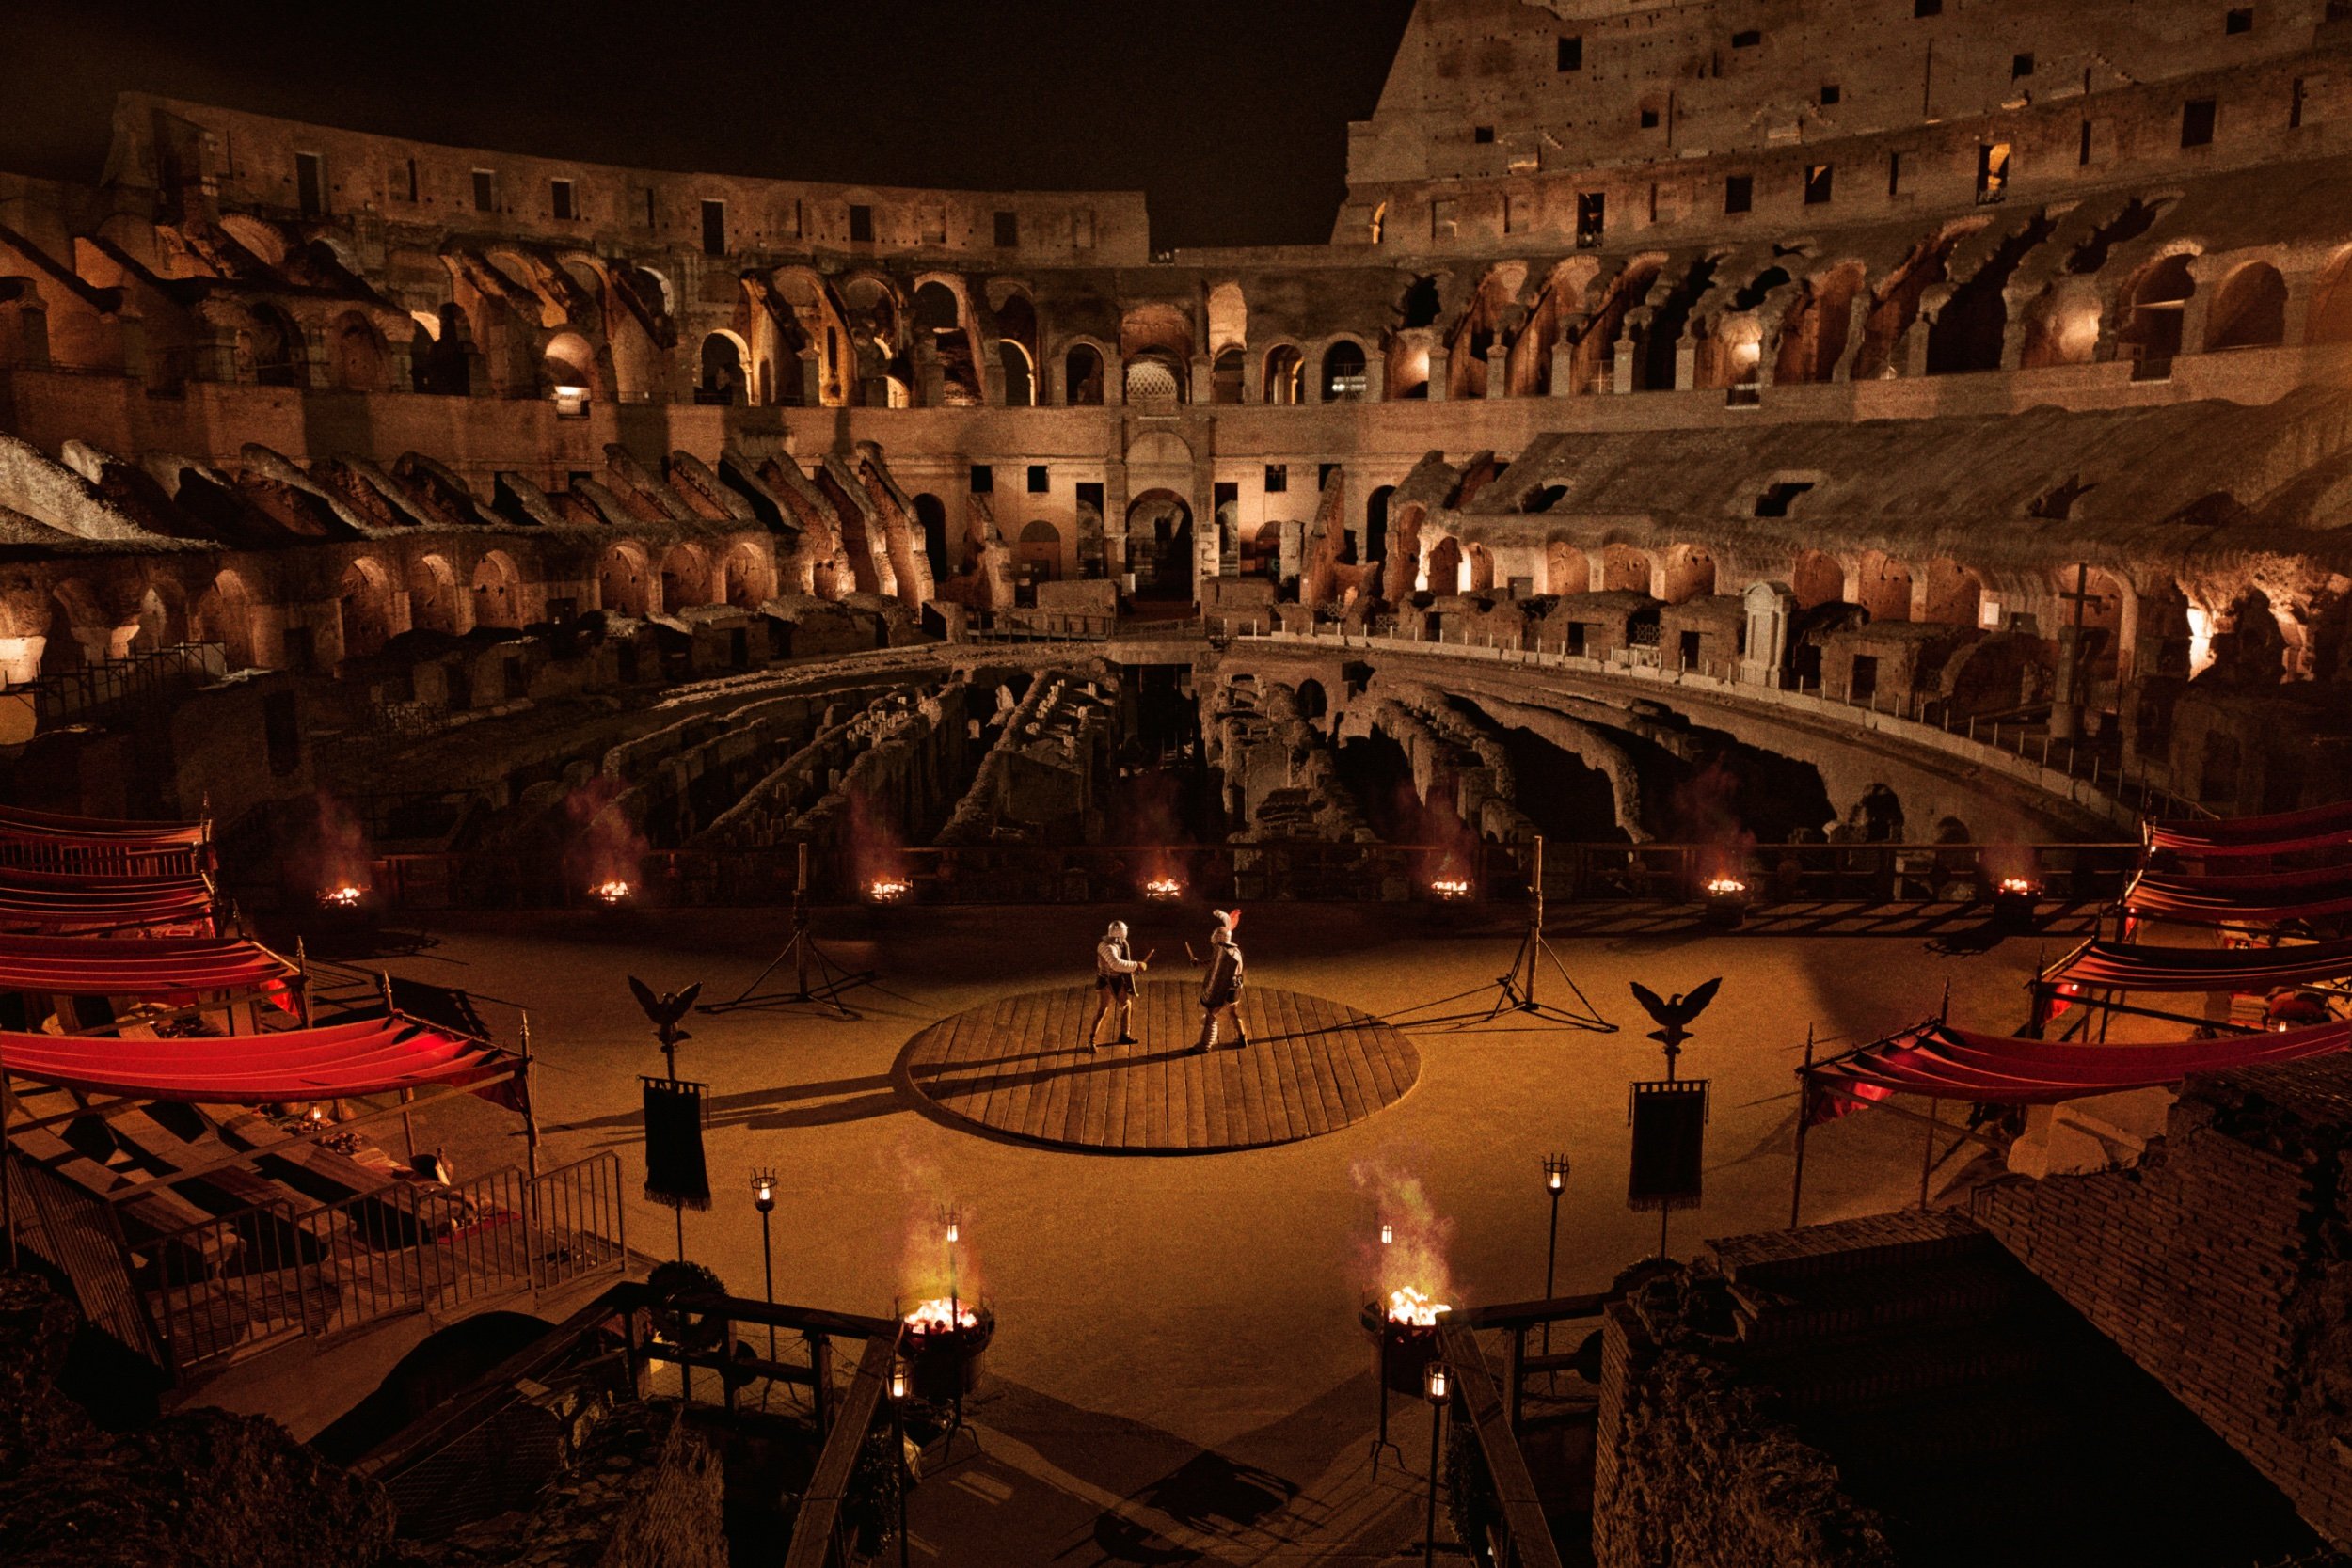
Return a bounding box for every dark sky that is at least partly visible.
[0,0,1420,249]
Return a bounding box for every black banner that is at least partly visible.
[642,1076,710,1211]
[1628,1078,1708,1213]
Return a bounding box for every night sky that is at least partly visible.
[0,0,1421,249]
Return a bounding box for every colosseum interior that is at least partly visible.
[8,1,2352,1563]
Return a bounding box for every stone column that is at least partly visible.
[1486,342,1510,397]
[1550,341,1577,396]
[1426,346,1450,401]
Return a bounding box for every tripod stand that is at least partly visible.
[706,843,877,1015]
[1392,836,1615,1033]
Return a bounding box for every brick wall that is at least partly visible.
[1972,1060,2352,1546]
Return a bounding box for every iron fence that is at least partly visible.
[141,1152,626,1379]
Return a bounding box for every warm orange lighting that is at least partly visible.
[1385,1286,1452,1328]
[1997,876,2040,896]
[866,876,913,905]
[1430,877,1471,901]
[1704,876,1748,897]
[321,883,366,908]
[1145,876,1184,901]
[903,1297,980,1335]
[592,879,632,905]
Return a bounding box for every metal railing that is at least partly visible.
[7,641,228,730]
[967,607,1120,642]
[141,1152,626,1379]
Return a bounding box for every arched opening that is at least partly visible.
[543,329,598,396]
[698,331,746,404]
[1322,340,1369,402]
[417,302,472,395]
[660,544,706,611]
[326,311,389,391]
[1600,544,1652,594]
[192,571,258,668]
[912,281,960,332]
[598,544,650,618]
[405,556,461,635]
[2204,261,2287,350]
[1546,540,1591,595]
[242,304,303,387]
[1365,484,1395,567]
[2122,254,2197,362]
[914,494,950,584]
[1791,550,1846,610]
[1064,343,1105,405]
[721,543,772,610]
[1120,305,1191,402]
[997,341,1035,406]
[1016,519,1063,594]
[2018,288,2103,368]
[39,590,88,675]
[1466,541,1496,593]
[2310,248,2352,343]
[469,551,522,629]
[1124,489,1194,600]
[1123,354,1183,404]
[1263,344,1305,405]
[1242,519,1283,579]
[1854,551,1914,622]
[1295,678,1328,721]
[1426,536,1465,594]
[1210,346,1245,404]
[1661,545,1715,603]
[337,558,395,658]
[1920,560,1984,627]
[127,583,184,655]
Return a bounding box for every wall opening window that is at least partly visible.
[1820,83,1841,105]
[1027,465,1050,494]
[2080,119,2095,164]
[550,179,575,220]
[1888,150,1904,197]
[472,169,495,214]
[1756,481,1815,517]
[1264,465,1289,494]
[1976,142,2010,203]
[1914,0,1941,15]
[2012,52,2035,78]
[2226,7,2254,32]
[1731,28,1760,47]
[993,210,1019,247]
[1724,174,1753,214]
[701,198,726,255]
[1558,36,1583,70]
[295,151,326,218]
[1803,164,1833,204]
[849,204,873,242]
[969,465,993,494]
[2182,97,2218,146]
[1473,125,1496,143]
[1576,191,1605,247]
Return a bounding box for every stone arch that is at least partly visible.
[1661,544,1716,603]
[405,554,462,635]
[218,214,288,268]
[1383,503,1428,600]
[2018,283,2103,369]
[1016,519,1063,586]
[542,328,600,395]
[1063,341,1106,405]
[1120,304,1192,401]
[2204,261,2287,351]
[1854,551,1914,622]
[998,340,1036,406]
[1425,535,1465,594]
[1465,540,1497,593]
[1546,538,1591,595]
[2120,252,2197,362]
[326,310,391,391]
[1210,346,1245,404]
[1771,262,1866,386]
[1321,339,1370,402]
[240,303,304,387]
[337,557,397,658]
[1295,677,1328,721]
[2309,246,2352,343]
[913,494,950,583]
[598,543,652,618]
[1263,342,1306,404]
[1205,282,1248,355]
[660,543,708,611]
[720,541,773,610]
[1124,489,1194,598]
[698,329,748,404]
[1123,355,1183,404]
[470,550,523,629]
[194,569,260,668]
[1918,559,1983,627]
[1600,544,1652,594]
[127,579,187,655]
[1366,484,1395,564]
[39,580,103,674]
[1790,549,1846,610]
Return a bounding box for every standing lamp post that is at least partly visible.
[1372,1218,1403,1472]
[889,1355,912,1568]
[1422,1360,1451,1568]
[1540,1154,1570,1358]
[751,1169,777,1373]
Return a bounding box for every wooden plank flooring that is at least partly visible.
[899,981,1421,1153]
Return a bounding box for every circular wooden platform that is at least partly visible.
[897,980,1421,1153]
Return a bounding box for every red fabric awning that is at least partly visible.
[2146,800,2352,858]
[0,804,207,846]
[0,935,294,996]
[2124,864,2352,925]
[2044,937,2352,993]
[0,806,211,880]
[0,871,215,936]
[0,1015,517,1104]
[1805,1017,2352,1124]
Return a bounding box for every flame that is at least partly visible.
[1997,876,2039,895]
[903,1297,980,1335]
[1704,876,1747,897]
[1430,878,1471,900]
[1145,875,1184,900]
[592,879,632,905]
[867,876,913,904]
[1386,1286,1453,1327]
[321,883,367,909]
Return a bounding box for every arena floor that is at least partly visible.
[225,900,2059,1562]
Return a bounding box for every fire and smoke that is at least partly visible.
[564,776,646,898]
[1352,1160,1455,1308]
[310,794,373,903]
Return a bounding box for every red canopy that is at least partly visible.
[2044,937,2352,993]
[0,804,210,879]
[2146,800,2352,858]
[1805,1017,2351,1124]
[2124,864,2352,926]
[0,1015,516,1104]
[0,935,293,997]
[0,871,215,936]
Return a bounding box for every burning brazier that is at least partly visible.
[901,1297,994,1402]
[1360,1286,1452,1396]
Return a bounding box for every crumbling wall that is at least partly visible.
[1972,1057,2352,1545]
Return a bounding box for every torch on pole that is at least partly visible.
[1541,1153,1570,1360]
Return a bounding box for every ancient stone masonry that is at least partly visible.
[936,671,1119,846]
[1202,673,1376,844]
[691,682,970,853]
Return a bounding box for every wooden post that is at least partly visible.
[294,938,314,1028]
[1789,1025,1815,1229]
[1918,1097,1939,1209]
[519,1013,542,1182]
[795,842,813,1000]
[399,1086,418,1164]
